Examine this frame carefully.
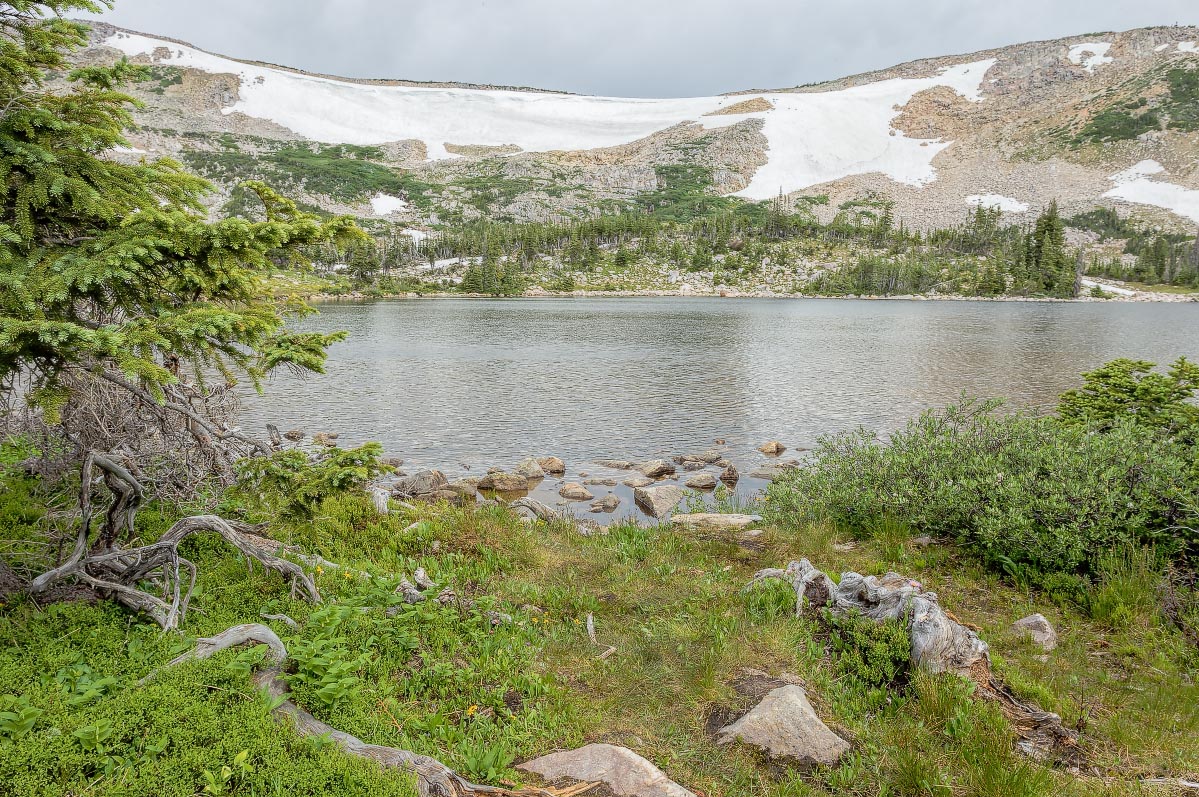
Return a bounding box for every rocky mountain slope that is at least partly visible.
[78,22,1199,232]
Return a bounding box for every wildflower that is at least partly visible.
[343,570,353,579]
[466,705,478,717]
[316,565,324,575]
[573,618,581,625]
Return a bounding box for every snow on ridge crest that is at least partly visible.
[102,31,995,200]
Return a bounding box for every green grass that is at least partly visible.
[2,471,1197,796]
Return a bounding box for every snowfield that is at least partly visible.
[965,194,1029,213]
[369,193,408,216]
[1067,42,1113,73]
[1104,160,1199,224]
[102,31,994,201]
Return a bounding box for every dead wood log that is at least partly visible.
[27,454,320,629]
[746,559,1080,763]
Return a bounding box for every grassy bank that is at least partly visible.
[2,474,1197,796]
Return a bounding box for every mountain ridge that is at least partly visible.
[74,22,1199,231]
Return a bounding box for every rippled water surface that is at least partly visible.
[243,297,1199,476]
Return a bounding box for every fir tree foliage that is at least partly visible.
[0,2,364,418]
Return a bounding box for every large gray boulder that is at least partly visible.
[393,469,447,497]
[684,472,717,489]
[634,485,686,518]
[717,685,849,767]
[671,513,762,530]
[1013,613,1058,651]
[518,743,696,797]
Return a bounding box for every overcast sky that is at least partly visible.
[80,0,1199,97]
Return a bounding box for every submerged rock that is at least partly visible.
[749,462,796,481]
[583,477,618,486]
[1013,613,1058,651]
[634,485,686,518]
[537,456,566,475]
[518,743,696,797]
[595,459,635,470]
[757,440,786,456]
[716,685,849,767]
[559,483,594,501]
[637,459,676,478]
[622,475,654,488]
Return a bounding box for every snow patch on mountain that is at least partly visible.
[370,193,408,216]
[1104,160,1199,223]
[1068,43,1113,73]
[965,194,1029,212]
[101,31,994,201]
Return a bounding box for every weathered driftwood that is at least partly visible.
[26,453,320,630]
[153,623,566,797]
[746,559,1079,762]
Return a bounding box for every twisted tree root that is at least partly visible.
[154,624,569,797]
[747,559,1081,764]
[27,453,320,629]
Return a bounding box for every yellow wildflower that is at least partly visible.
[466,705,478,717]
[315,566,324,575]
[343,570,353,579]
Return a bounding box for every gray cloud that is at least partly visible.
[81,0,1199,97]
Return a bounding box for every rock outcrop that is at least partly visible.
[716,685,849,767]
[518,744,696,797]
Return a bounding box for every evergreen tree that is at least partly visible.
[0,2,361,425]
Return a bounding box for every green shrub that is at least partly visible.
[825,609,910,715]
[767,396,1198,583]
[231,442,390,519]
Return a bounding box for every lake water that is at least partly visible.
[242,297,1199,518]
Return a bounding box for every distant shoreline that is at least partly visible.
[303,288,1199,304]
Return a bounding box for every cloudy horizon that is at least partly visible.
[82,0,1199,97]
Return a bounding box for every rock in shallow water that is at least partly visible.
[716,685,849,767]
[634,485,686,517]
[559,482,594,501]
[637,459,676,478]
[622,475,654,488]
[684,472,718,489]
[477,471,529,492]
[537,456,566,475]
[518,743,696,797]
[590,494,621,513]
[515,458,546,479]
[393,469,447,497]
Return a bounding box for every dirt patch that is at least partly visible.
[705,97,774,116]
